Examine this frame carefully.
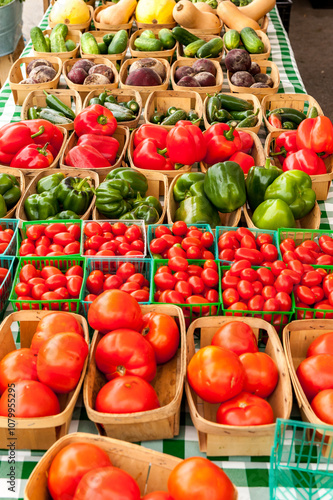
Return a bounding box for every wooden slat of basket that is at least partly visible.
[80,30,128,65]
[0,167,25,219]
[33,29,81,60]
[243,202,321,231]
[167,174,241,228]
[129,29,177,62]
[227,60,280,103]
[9,55,62,106]
[185,316,292,456]
[0,310,89,450]
[93,5,134,32]
[171,59,223,100]
[48,4,93,31]
[15,168,99,222]
[136,19,177,30]
[177,34,224,63]
[83,304,186,442]
[224,30,271,61]
[179,19,223,36]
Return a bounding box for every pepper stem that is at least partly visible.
[223,126,236,141]
[157,147,167,156]
[37,142,50,157]
[270,146,287,158]
[31,125,45,138]
[76,176,91,191]
[175,163,183,170]
[97,114,108,125]
[265,157,274,169]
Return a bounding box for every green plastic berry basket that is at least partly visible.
[0,255,16,320]
[0,219,19,256]
[278,227,333,246]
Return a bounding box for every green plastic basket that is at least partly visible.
[0,219,19,256]
[293,265,333,320]
[278,228,333,247]
[270,418,333,500]
[0,255,16,321]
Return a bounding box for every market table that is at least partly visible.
[0,6,331,500]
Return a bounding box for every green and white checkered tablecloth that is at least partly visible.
[0,5,332,500]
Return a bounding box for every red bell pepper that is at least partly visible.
[238,130,253,154]
[296,116,333,157]
[228,151,255,174]
[0,123,33,164]
[77,134,119,164]
[203,124,242,165]
[10,143,54,170]
[283,148,327,175]
[22,119,63,154]
[133,124,168,149]
[166,122,206,166]
[65,144,110,169]
[74,105,117,138]
[133,139,174,170]
[271,130,298,165]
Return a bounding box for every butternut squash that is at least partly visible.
[239,0,276,21]
[173,0,221,30]
[97,0,137,25]
[217,1,260,31]
[194,3,216,15]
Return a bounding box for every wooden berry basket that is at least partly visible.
[186,316,292,456]
[130,29,178,63]
[167,174,242,228]
[144,90,203,130]
[119,58,170,106]
[223,30,271,61]
[8,55,62,106]
[171,59,223,101]
[203,92,262,134]
[62,57,118,100]
[21,89,82,132]
[224,14,269,34]
[179,19,223,37]
[60,126,129,177]
[262,93,324,133]
[83,304,186,442]
[93,167,168,225]
[135,18,177,30]
[15,168,99,222]
[80,30,128,65]
[33,29,81,60]
[265,131,333,201]
[0,167,25,219]
[177,34,224,63]
[48,4,93,31]
[83,88,142,128]
[0,310,89,450]
[93,5,134,33]
[227,60,280,102]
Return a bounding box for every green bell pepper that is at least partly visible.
[24,191,59,221]
[175,195,220,228]
[37,172,65,194]
[252,199,295,230]
[204,161,246,213]
[0,194,7,217]
[264,170,316,219]
[188,180,206,198]
[0,173,21,209]
[173,173,206,202]
[95,179,134,218]
[130,193,162,216]
[246,158,283,212]
[47,210,80,220]
[123,204,159,224]
[106,167,148,196]
[56,177,94,216]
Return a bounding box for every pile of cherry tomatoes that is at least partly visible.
[83,221,145,257]
[18,223,81,257]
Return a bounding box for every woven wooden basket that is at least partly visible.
[80,30,128,65]
[186,316,292,456]
[93,5,134,32]
[0,167,25,219]
[33,29,81,60]
[15,168,99,222]
[0,310,89,450]
[177,34,224,63]
[179,18,223,36]
[244,202,321,231]
[83,88,142,128]
[265,131,333,201]
[224,14,269,34]
[129,29,177,62]
[135,18,177,30]
[227,60,280,102]
[144,90,203,130]
[9,55,62,105]
[83,304,186,442]
[224,29,271,61]
[21,89,82,132]
[171,59,223,100]
[119,58,170,106]
[167,174,242,228]
[48,4,93,31]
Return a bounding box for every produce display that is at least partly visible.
[224,27,265,54]
[87,91,140,122]
[125,58,167,87]
[226,49,274,88]
[19,58,57,85]
[66,59,115,85]
[31,24,78,53]
[133,29,176,52]
[81,30,129,56]
[172,27,223,59]
[82,221,145,257]
[174,58,218,87]
[206,93,259,128]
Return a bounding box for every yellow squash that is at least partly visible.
[135,0,176,25]
[50,0,90,24]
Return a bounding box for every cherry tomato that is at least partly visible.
[262,285,276,300]
[201,268,219,288]
[248,295,265,311]
[172,221,188,236]
[256,233,273,246]
[154,273,176,291]
[201,232,214,248]
[124,225,142,243]
[205,289,219,303]
[239,268,257,282]
[222,288,239,307]
[186,245,202,259]
[164,290,185,304]
[67,276,83,298]
[175,280,192,300]
[155,226,172,238]
[240,235,257,250]
[271,260,287,276]
[130,240,145,253]
[86,270,104,295]
[19,242,35,256]
[237,280,254,300]
[219,249,235,261]
[260,243,278,262]
[66,266,83,278]
[296,285,316,305]
[26,225,45,241]
[222,275,239,290]
[234,248,263,265]
[116,262,136,282]
[188,276,205,295]
[167,245,187,259]
[185,295,212,314]
[280,240,295,254]
[235,227,255,241]
[168,256,188,273]
[130,289,150,302]
[225,302,248,316]
[187,265,202,277]
[44,223,67,240]
[275,291,292,311]
[229,259,251,277]
[203,260,218,271]
[19,264,38,283]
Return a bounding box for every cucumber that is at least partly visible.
[161,109,187,126]
[51,33,67,53]
[65,39,76,52]
[184,39,206,57]
[196,38,224,59]
[134,37,163,52]
[81,32,100,55]
[44,35,51,52]
[108,30,128,54]
[140,30,156,39]
[240,27,264,54]
[224,30,240,50]
[50,23,68,40]
[98,42,108,54]
[30,27,48,52]
[103,33,115,46]
[158,28,176,50]
[171,27,200,46]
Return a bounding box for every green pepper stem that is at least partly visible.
[31,125,45,139]
[157,147,167,156]
[97,114,108,125]
[37,142,50,157]
[270,146,287,158]
[175,163,183,170]
[76,176,91,191]
[43,90,49,97]
[223,126,236,141]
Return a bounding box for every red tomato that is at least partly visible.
[167,245,187,259]
[312,286,325,303]
[225,302,248,316]
[256,268,275,286]
[256,234,273,246]
[240,235,257,250]
[124,224,142,243]
[44,223,67,240]
[222,275,239,290]
[235,228,255,241]
[40,266,62,280]
[155,266,171,275]
[271,260,287,276]
[73,466,140,500]
[14,282,31,296]
[205,289,219,303]
[297,354,333,401]
[201,268,219,288]
[239,352,278,398]
[45,274,67,290]
[211,321,258,356]
[67,224,81,241]
[218,233,239,250]
[67,276,83,298]
[84,222,103,238]
[222,288,239,307]
[155,226,172,238]
[64,241,81,255]
[111,222,127,236]
[275,292,292,311]
[31,312,83,353]
[172,221,187,236]
[219,249,235,261]
[311,389,333,424]
[66,265,83,278]
[26,225,45,241]
[201,231,214,248]
[301,271,322,287]
[142,312,179,364]
[154,270,177,291]
[274,274,293,295]
[260,243,278,262]
[248,295,265,311]
[280,240,295,254]
[115,262,135,281]
[150,238,168,255]
[86,270,104,295]
[161,234,178,248]
[307,332,333,357]
[237,280,254,300]
[216,391,274,426]
[234,248,263,265]
[295,285,315,305]
[203,260,218,271]
[142,492,174,500]
[188,276,205,295]
[239,268,257,282]
[283,251,296,263]
[55,287,69,300]
[19,242,36,256]
[181,237,202,251]
[294,246,316,264]
[31,283,48,300]
[175,280,192,300]
[168,256,188,273]
[119,282,141,293]
[0,348,37,394]
[262,286,276,300]
[229,260,251,277]
[130,289,150,302]
[19,264,38,283]
[280,269,301,285]
[187,264,203,277]
[35,245,49,256]
[0,380,59,417]
[185,296,214,315]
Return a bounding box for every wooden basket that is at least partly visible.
[33,29,81,60]
[179,19,223,36]
[93,5,134,33]
[8,55,62,105]
[224,30,271,61]
[135,18,177,30]
[200,129,265,174]
[224,14,269,34]
[265,131,333,201]
[244,202,321,231]
[119,58,170,106]
[144,90,203,130]
[128,128,192,181]
[93,168,168,225]
[0,310,89,450]
[171,59,223,100]
[262,93,324,133]
[0,167,25,219]
[15,168,99,222]
[80,30,128,65]
[227,60,280,102]
[177,34,224,63]
[60,126,129,176]
[203,92,262,134]
[83,304,186,442]
[129,29,177,62]
[21,89,82,132]
[83,88,142,128]
[167,174,242,228]
[62,57,118,100]
[186,316,292,456]
[48,4,93,31]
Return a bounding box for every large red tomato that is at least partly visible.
[297,354,333,401]
[95,375,160,414]
[187,346,245,404]
[73,466,140,500]
[311,389,333,424]
[30,312,84,353]
[211,321,258,356]
[216,392,274,426]
[95,329,156,382]
[0,380,59,417]
[48,442,112,500]
[0,348,37,395]
[142,312,180,364]
[307,332,333,357]
[239,352,279,398]
[167,457,237,500]
[37,332,88,393]
[142,492,174,500]
[88,290,143,334]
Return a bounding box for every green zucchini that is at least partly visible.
[108,30,128,54]
[240,27,264,54]
[171,27,200,46]
[140,30,156,39]
[271,107,306,125]
[50,23,68,40]
[39,109,73,125]
[217,94,253,111]
[81,32,99,54]
[184,39,206,57]
[30,27,48,52]
[104,102,135,122]
[158,28,176,50]
[196,38,224,59]
[103,33,115,46]
[98,42,108,54]
[134,37,163,52]
[51,33,67,53]
[44,90,75,120]
[161,109,187,126]
[224,30,240,50]
[65,39,76,52]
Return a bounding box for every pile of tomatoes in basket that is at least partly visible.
[83,221,145,257]
[18,223,81,257]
